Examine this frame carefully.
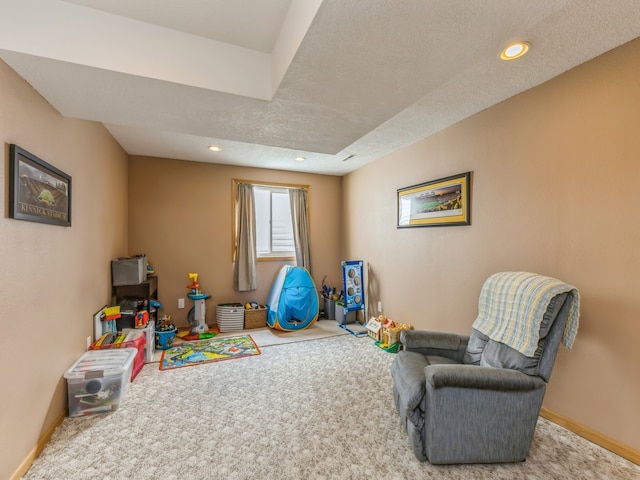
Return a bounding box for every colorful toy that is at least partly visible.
[135,310,149,328]
[366,316,383,341]
[100,306,121,334]
[338,260,368,336]
[266,265,318,331]
[155,327,177,350]
[186,272,212,334]
[104,306,121,321]
[155,315,177,350]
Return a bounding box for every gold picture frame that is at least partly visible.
[397,172,470,228]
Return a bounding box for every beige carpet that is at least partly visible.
[23,334,640,480]
[151,319,350,362]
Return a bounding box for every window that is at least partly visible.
[232,179,309,262]
[254,185,295,258]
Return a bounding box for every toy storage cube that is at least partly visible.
[111,255,147,286]
[335,302,357,325]
[216,303,245,332]
[244,307,267,329]
[64,348,137,417]
[324,298,336,320]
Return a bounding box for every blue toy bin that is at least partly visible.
[155,328,177,350]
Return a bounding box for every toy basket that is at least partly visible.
[216,303,245,332]
[155,327,177,351]
[244,307,267,329]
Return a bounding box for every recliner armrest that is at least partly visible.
[401,330,469,362]
[425,364,546,391]
[401,330,468,350]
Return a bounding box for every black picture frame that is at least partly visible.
[397,171,471,228]
[9,144,72,227]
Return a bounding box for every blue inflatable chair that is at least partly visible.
[266,265,319,331]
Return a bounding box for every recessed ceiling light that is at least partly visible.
[500,41,530,60]
[207,145,222,152]
[294,156,306,162]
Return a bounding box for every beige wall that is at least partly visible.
[0,60,129,479]
[127,156,343,328]
[343,38,640,450]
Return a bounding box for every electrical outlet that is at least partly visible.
[178,298,185,309]
[378,301,383,313]
[86,336,92,351]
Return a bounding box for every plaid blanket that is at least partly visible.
[471,272,580,357]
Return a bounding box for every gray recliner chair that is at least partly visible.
[390,272,580,464]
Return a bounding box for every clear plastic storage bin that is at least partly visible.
[63,348,137,417]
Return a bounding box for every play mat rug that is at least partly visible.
[160,335,260,371]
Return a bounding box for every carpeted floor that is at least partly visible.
[23,334,640,480]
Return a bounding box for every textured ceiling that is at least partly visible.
[1,0,640,176]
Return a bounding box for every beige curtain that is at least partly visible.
[233,183,258,291]
[289,188,312,273]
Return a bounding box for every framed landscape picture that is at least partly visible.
[397,171,470,228]
[9,144,72,227]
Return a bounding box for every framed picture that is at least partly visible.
[9,144,72,227]
[397,171,470,228]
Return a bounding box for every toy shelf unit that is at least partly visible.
[338,260,368,337]
[111,275,159,333]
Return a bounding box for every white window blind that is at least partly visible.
[254,186,294,258]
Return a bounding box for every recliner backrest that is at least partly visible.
[463,293,569,381]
